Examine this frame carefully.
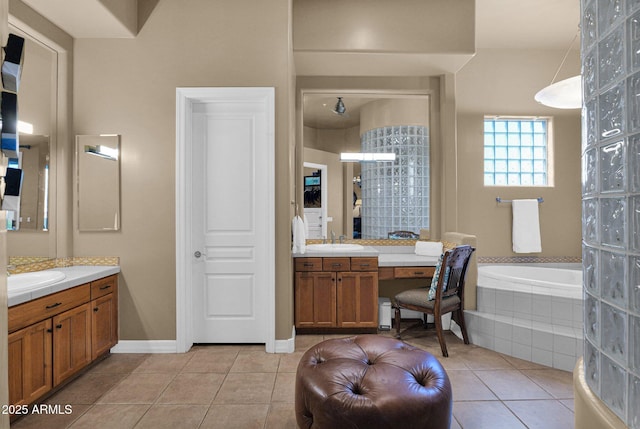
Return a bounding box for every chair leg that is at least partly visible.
[454,309,470,345]
[434,313,449,358]
[394,306,402,339]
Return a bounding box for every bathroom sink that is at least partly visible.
[306,243,365,252]
[8,270,66,295]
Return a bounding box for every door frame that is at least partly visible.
[175,87,276,353]
[302,162,328,238]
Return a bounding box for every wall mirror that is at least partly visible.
[302,91,431,240]
[76,134,121,231]
[6,23,58,261]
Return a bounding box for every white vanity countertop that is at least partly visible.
[292,245,439,266]
[292,246,379,257]
[8,265,121,307]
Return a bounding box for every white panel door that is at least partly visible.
[190,90,273,343]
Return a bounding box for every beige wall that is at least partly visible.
[455,49,582,257]
[71,0,294,340]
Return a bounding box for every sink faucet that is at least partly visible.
[339,235,346,244]
[330,230,336,244]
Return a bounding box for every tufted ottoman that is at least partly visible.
[295,335,452,429]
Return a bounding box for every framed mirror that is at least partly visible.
[76,134,121,231]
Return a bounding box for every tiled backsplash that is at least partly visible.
[8,256,119,274]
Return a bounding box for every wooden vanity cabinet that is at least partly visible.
[7,274,119,409]
[295,257,378,331]
[8,319,52,407]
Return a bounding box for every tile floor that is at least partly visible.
[11,329,575,429]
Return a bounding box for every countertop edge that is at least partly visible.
[8,266,121,307]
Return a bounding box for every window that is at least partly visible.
[483,117,550,186]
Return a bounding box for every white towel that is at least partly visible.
[415,241,443,257]
[512,199,542,253]
[292,215,306,254]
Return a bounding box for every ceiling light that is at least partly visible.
[340,152,396,162]
[534,30,582,109]
[333,97,346,115]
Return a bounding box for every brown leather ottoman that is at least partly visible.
[295,335,452,429]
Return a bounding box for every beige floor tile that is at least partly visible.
[447,370,498,401]
[134,404,208,429]
[10,404,91,429]
[133,353,194,374]
[505,399,575,429]
[182,349,239,373]
[294,334,325,351]
[68,404,149,429]
[46,372,127,405]
[265,403,297,429]
[230,350,281,373]
[453,401,527,429]
[450,416,462,429]
[521,368,575,399]
[459,347,516,370]
[157,372,225,405]
[200,404,269,429]
[98,372,175,404]
[90,353,149,373]
[502,354,551,370]
[474,370,553,400]
[271,372,296,403]
[278,351,305,373]
[560,398,575,412]
[214,373,276,404]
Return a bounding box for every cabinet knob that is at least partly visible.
[55,324,62,329]
[46,302,62,310]
[99,285,112,290]
[46,329,52,333]
[94,307,99,312]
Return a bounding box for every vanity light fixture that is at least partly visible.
[84,144,119,161]
[340,152,396,162]
[534,30,581,109]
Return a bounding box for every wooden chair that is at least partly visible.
[393,245,475,357]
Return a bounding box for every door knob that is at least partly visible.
[194,251,203,258]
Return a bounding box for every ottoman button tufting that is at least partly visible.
[295,335,452,429]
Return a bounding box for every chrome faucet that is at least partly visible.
[339,235,346,244]
[330,230,336,244]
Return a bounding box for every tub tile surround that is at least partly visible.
[463,264,584,372]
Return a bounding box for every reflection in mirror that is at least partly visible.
[303,92,430,240]
[76,135,121,231]
[4,135,50,231]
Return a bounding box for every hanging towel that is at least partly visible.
[512,199,542,253]
[292,215,306,254]
[415,241,443,257]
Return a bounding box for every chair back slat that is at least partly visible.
[435,245,475,302]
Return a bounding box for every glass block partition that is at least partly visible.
[581,0,640,426]
[360,125,429,239]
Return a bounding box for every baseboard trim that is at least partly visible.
[273,326,296,353]
[111,340,178,354]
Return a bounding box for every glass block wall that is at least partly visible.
[581,0,640,426]
[360,125,429,239]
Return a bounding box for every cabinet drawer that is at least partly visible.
[323,258,350,271]
[394,267,436,279]
[9,284,91,333]
[91,275,118,300]
[350,257,378,271]
[295,258,323,272]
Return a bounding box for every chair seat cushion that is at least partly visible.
[395,287,461,310]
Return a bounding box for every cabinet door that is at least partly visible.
[295,271,336,327]
[53,303,92,386]
[91,293,118,359]
[8,319,52,406]
[337,272,379,328]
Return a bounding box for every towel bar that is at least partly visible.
[496,197,544,203]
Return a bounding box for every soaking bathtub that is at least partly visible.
[460,264,583,371]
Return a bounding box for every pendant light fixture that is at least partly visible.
[534,31,582,109]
